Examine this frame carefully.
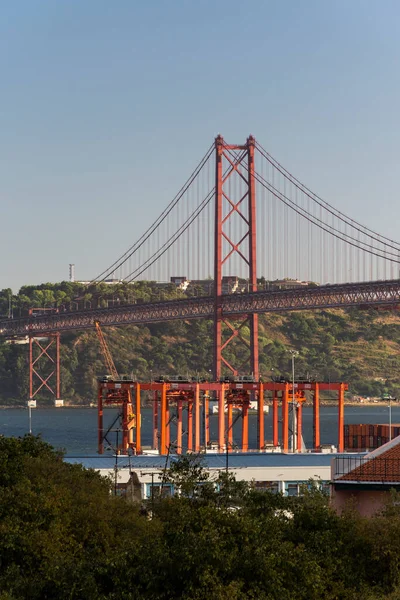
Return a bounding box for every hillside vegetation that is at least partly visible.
[0,282,399,404]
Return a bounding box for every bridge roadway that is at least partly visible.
[0,279,399,338]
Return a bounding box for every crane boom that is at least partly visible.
[94,321,119,380]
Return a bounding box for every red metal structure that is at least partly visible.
[3,133,395,437]
[94,320,119,379]
[3,280,400,338]
[29,334,61,405]
[98,379,139,454]
[28,309,61,406]
[214,135,258,380]
[97,379,348,455]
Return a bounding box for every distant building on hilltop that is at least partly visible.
[271,279,318,290]
[170,276,189,291]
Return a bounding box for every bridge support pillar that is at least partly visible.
[29,331,61,406]
[213,135,259,380]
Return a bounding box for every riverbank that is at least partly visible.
[0,400,397,410]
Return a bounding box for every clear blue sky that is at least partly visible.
[1,0,400,291]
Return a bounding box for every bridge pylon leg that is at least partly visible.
[29,332,62,407]
[213,135,259,380]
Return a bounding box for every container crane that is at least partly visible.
[95,321,138,454]
[94,320,119,380]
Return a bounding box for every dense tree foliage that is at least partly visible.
[1,437,400,599]
[0,282,399,404]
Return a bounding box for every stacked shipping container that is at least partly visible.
[345,424,400,451]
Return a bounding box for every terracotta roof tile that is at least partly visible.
[338,440,400,482]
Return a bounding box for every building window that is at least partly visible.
[146,483,173,499]
[286,483,298,497]
[254,481,279,494]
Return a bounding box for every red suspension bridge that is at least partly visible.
[1,135,400,399]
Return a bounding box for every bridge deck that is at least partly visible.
[0,279,399,337]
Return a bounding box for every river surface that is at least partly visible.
[1,405,400,454]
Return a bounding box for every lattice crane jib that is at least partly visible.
[213,135,259,380]
[94,321,119,380]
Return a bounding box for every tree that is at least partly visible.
[0,435,147,599]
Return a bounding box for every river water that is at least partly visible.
[1,405,399,454]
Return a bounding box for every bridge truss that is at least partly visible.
[1,279,399,338]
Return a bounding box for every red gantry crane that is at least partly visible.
[95,321,139,454]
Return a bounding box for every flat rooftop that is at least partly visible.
[64,451,364,471]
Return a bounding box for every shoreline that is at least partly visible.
[0,400,396,410]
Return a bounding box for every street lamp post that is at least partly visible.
[289,350,299,453]
[28,403,32,434]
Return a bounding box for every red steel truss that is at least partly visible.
[214,135,258,380]
[2,279,400,338]
[29,333,61,403]
[28,308,62,405]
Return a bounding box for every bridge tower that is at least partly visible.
[213,135,259,380]
[28,309,63,408]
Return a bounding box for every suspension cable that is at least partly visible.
[92,143,214,282]
[124,148,247,281]
[255,141,400,251]
[223,146,400,265]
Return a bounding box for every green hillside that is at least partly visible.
[0,282,399,404]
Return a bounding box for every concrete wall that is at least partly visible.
[331,487,389,517]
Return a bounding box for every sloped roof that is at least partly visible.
[338,436,400,483]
